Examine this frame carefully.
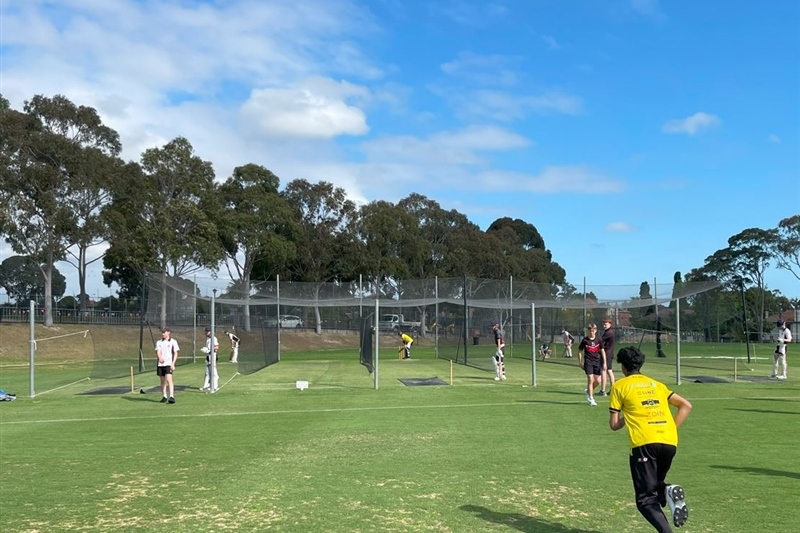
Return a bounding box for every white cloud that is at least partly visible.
[240,77,371,139]
[662,112,720,135]
[477,165,625,194]
[768,134,782,144]
[542,35,561,50]
[605,222,635,233]
[630,0,666,21]
[436,89,583,121]
[441,51,519,86]
[361,125,531,166]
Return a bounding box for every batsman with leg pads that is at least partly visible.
[492,322,506,381]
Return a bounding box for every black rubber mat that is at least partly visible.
[398,377,448,386]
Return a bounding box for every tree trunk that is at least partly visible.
[244,272,252,332]
[43,250,54,327]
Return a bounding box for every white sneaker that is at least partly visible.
[501,374,507,381]
[200,386,209,391]
[588,397,597,406]
[665,484,688,527]
[494,376,500,381]
[777,375,787,380]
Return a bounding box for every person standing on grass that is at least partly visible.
[201,326,220,392]
[599,317,616,396]
[398,330,414,359]
[609,346,693,532]
[772,319,793,380]
[578,323,605,406]
[492,322,506,381]
[155,327,179,404]
[562,327,574,358]
[224,329,240,363]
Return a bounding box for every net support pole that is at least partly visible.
[29,299,35,398]
[211,290,218,392]
[192,275,197,363]
[277,274,281,361]
[463,275,469,366]
[675,298,682,385]
[373,299,379,390]
[434,276,439,359]
[509,276,513,358]
[531,303,537,387]
[138,272,146,373]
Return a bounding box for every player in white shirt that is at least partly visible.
[201,326,220,392]
[155,327,180,403]
[772,319,793,380]
[562,327,575,358]
[224,329,240,363]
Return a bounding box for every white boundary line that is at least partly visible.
[35,377,91,396]
[2,395,798,426]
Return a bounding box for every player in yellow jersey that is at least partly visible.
[609,346,693,532]
[398,331,414,359]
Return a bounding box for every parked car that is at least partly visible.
[265,315,304,328]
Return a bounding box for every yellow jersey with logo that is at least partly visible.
[609,373,678,448]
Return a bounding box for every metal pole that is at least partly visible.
[374,299,379,390]
[739,279,751,364]
[582,277,587,332]
[192,275,197,363]
[463,275,469,366]
[138,272,146,373]
[509,275,513,358]
[211,290,218,392]
[531,303,537,387]
[434,276,439,359]
[277,274,281,361]
[29,300,35,398]
[676,298,682,385]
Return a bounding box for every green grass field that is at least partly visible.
[1,330,798,532]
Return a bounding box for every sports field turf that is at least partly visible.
[1,333,798,532]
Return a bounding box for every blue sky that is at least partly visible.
[1,0,799,300]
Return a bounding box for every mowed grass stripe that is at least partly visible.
[3,394,798,426]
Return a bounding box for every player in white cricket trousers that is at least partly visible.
[224,329,240,363]
[772,319,792,380]
[201,326,220,392]
[492,322,506,381]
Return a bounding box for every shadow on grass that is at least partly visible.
[725,408,800,415]
[460,505,605,533]
[710,465,800,480]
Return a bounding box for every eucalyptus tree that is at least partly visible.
[0,255,66,304]
[103,137,224,327]
[355,200,421,297]
[0,94,121,325]
[705,228,776,339]
[218,164,297,331]
[280,179,358,333]
[774,215,800,282]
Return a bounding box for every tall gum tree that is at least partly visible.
[104,137,224,327]
[218,164,297,331]
[0,94,121,325]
